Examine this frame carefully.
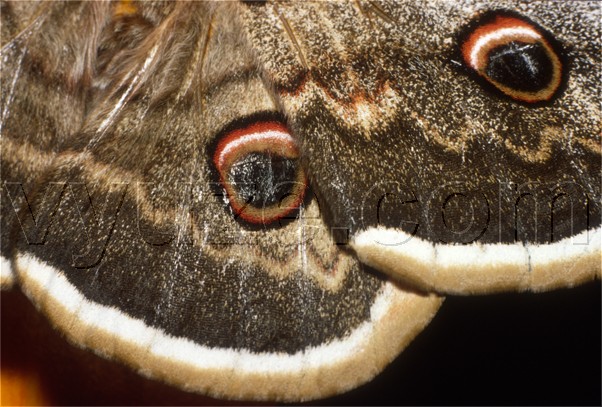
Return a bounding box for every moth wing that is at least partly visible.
[3,2,441,401]
[240,0,601,294]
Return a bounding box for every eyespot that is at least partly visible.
[213,120,308,226]
[460,13,563,103]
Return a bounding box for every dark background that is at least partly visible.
[2,281,600,405]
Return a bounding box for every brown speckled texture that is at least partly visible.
[242,0,600,244]
[1,0,599,402]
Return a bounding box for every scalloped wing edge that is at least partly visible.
[14,252,442,402]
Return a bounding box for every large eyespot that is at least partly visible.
[213,120,308,226]
[460,12,563,103]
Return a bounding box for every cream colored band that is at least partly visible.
[15,253,441,401]
[352,226,601,294]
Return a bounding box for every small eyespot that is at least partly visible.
[213,120,308,226]
[460,13,563,103]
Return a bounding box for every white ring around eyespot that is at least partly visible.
[469,27,542,70]
[217,130,294,168]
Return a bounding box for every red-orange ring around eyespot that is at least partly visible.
[461,15,562,103]
[213,121,308,225]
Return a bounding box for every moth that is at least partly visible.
[1,0,600,403]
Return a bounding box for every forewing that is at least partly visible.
[240,0,601,294]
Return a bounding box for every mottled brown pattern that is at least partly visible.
[241,0,601,245]
[1,0,599,402]
[2,0,390,355]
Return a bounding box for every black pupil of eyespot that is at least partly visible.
[486,41,553,92]
[228,152,299,208]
